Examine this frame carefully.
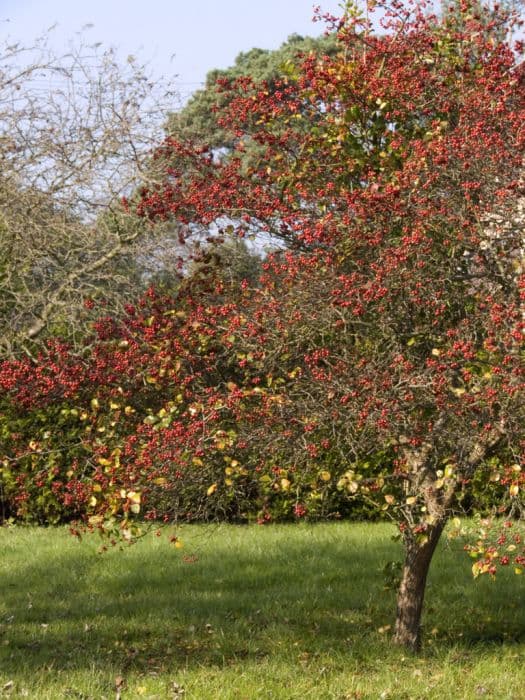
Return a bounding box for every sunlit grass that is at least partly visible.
[1,522,524,699]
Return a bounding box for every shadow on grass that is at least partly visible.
[1,524,524,675]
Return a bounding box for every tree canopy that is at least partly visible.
[167,32,339,150]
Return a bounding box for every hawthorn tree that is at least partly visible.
[135,0,525,649]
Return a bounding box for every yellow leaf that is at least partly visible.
[384,494,395,505]
[347,481,359,494]
[130,503,140,514]
[92,484,102,493]
[406,496,417,505]
[281,478,291,491]
[510,484,519,497]
[319,471,331,482]
[515,567,523,575]
[207,483,217,496]
[89,496,97,507]
[97,457,112,467]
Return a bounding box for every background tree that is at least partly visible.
[0,34,179,358]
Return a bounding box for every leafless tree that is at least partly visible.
[0,30,180,358]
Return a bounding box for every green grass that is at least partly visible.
[1,522,524,699]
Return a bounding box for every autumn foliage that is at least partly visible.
[1,1,524,649]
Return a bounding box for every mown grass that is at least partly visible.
[0,522,524,699]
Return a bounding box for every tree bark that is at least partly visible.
[393,522,445,652]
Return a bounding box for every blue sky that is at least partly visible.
[1,0,342,103]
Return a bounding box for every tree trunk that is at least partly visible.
[393,522,445,652]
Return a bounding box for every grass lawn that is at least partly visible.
[0,522,524,699]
